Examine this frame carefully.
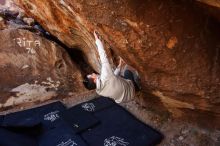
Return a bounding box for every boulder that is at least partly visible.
[15,0,220,128]
[197,0,220,8]
[0,29,86,110]
[0,16,6,29]
[22,17,34,26]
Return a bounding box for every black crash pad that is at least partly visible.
[2,101,66,131]
[0,97,163,146]
[38,124,87,146]
[61,97,164,146]
[0,128,38,146]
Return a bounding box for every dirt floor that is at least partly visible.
[122,96,220,146]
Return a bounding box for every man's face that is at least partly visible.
[87,73,97,83]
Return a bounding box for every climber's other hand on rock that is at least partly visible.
[94,30,99,40]
[119,57,126,67]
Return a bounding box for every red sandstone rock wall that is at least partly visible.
[0,29,86,110]
[13,0,220,128]
[197,0,220,8]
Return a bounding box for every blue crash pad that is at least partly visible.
[2,101,66,131]
[38,123,87,146]
[0,127,38,146]
[0,97,163,146]
[61,97,164,146]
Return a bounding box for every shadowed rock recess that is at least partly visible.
[4,0,219,129]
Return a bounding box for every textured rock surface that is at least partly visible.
[13,0,220,129]
[0,28,86,110]
[0,16,6,29]
[197,1,220,23]
[197,0,220,8]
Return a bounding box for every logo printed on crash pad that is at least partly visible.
[104,136,129,146]
[44,110,60,122]
[81,102,95,112]
[57,139,78,146]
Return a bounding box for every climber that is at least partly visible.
[83,31,140,103]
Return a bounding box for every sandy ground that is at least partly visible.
[122,100,220,146]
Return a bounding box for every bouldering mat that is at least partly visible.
[0,97,163,146]
[62,97,163,146]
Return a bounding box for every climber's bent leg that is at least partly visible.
[123,70,139,91]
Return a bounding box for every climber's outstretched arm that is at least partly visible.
[94,31,114,81]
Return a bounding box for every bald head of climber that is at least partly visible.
[83,73,97,90]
